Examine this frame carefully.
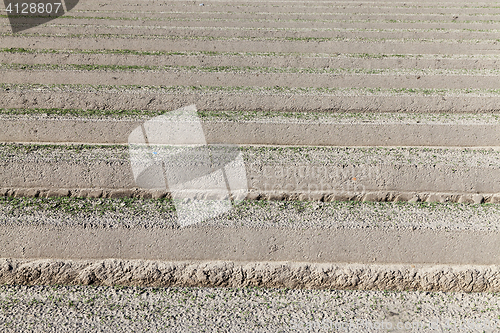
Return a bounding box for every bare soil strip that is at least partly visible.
[5,87,500,113]
[5,224,500,265]
[7,9,498,24]
[5,50,500,71]
[46,0,500,14]
[2,114,500,147]
[4,30,500,45]
[7,24,500,41]
[7,16,500,32]
[7,13,500,25]
[10,63,500,75]
[62,0,500,8]
[2,36,498,55]
[66,6,500,17]
[5,68,500,90]
[5,19,500,34]
[2,144,500,198]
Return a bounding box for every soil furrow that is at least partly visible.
[4,51,500,71]
[3,86,500,113]
[68,5,500,16]
[3,260,500,292]
[7,63,500,75]
[4,31,500,46]
[7,18,500,34]
[53,0,500,14]
[7,12,500,27]
[2,143,500,198]
[2,224,500,267]
[60,0,500,6]
[6,24,500,41]
[6,15,500,32]
[3,68,500,90]
[2,36,500,55]
[2,113,500,147]
[38,10,500,22]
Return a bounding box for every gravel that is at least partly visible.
[1,285,499,332]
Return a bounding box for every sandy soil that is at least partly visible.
[4,52,500,70]
[2,284,500,332]
[2,0,500,302]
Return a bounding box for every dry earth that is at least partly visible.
[2,0,500,330]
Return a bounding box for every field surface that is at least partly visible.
[2,285,500,332]
[3,0,500,113]
[2,0,500,330]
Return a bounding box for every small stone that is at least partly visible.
[203,191,229,200]
[73,189,103,198]
[330,193,355,202]
[87,190,103,198]
[38,189,48,198]
[308,193,324,201]
[458,195,473,204]
[138,191,153,199]
[14,189,40,198]
[46,189,70,198]
[151,190,167,199]
[394,193,414,202]
[286,193,301,201]
[362,192,388,202]
[386,192,397,202]
[13,189,25,198]
[322,193,335,202]
[268,192,285,201]
[245,192,260,200]
[439,194,454,203]
[298,192,323,201]
[408,195,420,203]
[108,190,133,199]
[472,194,484,204]
[426,194,443,203]
[490,194,500,203]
